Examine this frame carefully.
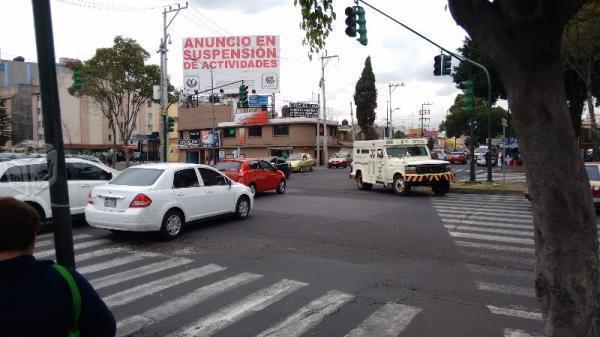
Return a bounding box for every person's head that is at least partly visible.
[0,197,41,256]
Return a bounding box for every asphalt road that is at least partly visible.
[35,167,543,337]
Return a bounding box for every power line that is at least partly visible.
[189,4,230,35]
[54,0,171,11]
[181,12,225,36]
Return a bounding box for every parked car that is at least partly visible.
[328,153,349,168]
[586,163,600,207]
[474,147,498,166]
[262,156,291,179]
[288,153,315,173]
[448,151,467,164]
[86,163,253,239]
[214,158,286,195]
[0,158,118,222]
[431,149,448,160]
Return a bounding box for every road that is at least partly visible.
[36,167,543,337]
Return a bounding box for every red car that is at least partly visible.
[448,151,467,164]
[214,158,286,195]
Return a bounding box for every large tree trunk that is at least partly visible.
[587,86,600,161]
[448,2,600,336]
[111,128,117,168]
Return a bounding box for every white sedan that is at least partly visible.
[85,163,254,239]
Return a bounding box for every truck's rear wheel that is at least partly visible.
[393,176,411,195]
[432,181,450,196]
[357,174,372,191]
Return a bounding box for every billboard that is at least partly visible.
[288,102,320,118]
[182,35,280,95]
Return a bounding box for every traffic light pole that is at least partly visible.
[32,0,75,268]
[358,0,493,182]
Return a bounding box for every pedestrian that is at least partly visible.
[0,197,116,337]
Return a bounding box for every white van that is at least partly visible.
[350,138,454,195]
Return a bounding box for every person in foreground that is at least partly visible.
[0,197,116,337]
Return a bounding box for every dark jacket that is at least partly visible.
[0,255,116,337]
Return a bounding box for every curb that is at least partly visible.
[450,188,526,196]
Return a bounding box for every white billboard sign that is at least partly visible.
[182,35,280,95]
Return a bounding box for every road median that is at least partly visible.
[450,181,527,196]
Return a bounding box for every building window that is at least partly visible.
[273,125,289,136]
[147,124,153,132]
[190,130,200,140]
[223,127,236,138]
[108,134,111,141]
[147,112,152,120]
[147,100,152,108]
[249,126,262,137]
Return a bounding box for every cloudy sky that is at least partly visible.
[1,0,471,130]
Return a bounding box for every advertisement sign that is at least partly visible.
[182,35,280,94]
[248,95,269,106]
[178,139,200,148]
[288,102,320,118]
[232,111,268,125]
[200,130,221,147]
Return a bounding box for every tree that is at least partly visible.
[394,130,407,138]
[297,1,600,335]
[452,37,506,104]
[354,56,377,140]
[69,36,160,166]
[0,103,11,147]
[443,94,509,145]
[563,3,600,160]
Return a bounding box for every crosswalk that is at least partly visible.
[432,194,544,336]
[33,234,423,337]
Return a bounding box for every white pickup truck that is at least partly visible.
[350,138,454,195]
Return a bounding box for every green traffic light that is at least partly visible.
[462,80,474,114]
[356,6,367,46]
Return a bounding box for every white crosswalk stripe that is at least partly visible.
[35,234,92,248]
[35,238,113,259]
[79,252,156,275]
[433,194,543,335]
[343,303,422,337]
[256,290,354,337]
[503,328,544,337]
[104,264,226,308]
[166,279,308,337]
[117,272,263,337]
[90,257,193,290]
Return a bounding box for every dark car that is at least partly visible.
[263,157,291,178]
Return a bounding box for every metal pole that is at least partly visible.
[350,101,356,143]
[160,8,167,162]
[211,67,216,164]
[486,73,493,182]
[317,93,321,165]
[469,120,476,182]
[388,84,392,138]
[321,53,328,162]
[31,0,75,268]
[385,100,389,139]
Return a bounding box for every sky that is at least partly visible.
[0,0,472,131]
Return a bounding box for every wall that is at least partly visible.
[178,103,233,130]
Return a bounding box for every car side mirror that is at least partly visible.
[108,172,113,180]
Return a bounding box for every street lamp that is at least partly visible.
[388,82,404,138]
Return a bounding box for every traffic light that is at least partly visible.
[433,55,442,76]
[344,7,357,37]
[72,68,82,89]
[462,80,474,114]
[356,6,367,46]
[167,116,175,132]
[442,55,452,75]
[239,83,249,108]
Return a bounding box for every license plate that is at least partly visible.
[104,197,117,208]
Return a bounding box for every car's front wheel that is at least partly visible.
[432,181,450,196]
[276,180,286,194]
[357,174,372,191]
[235,196,251,219]
[393,176,411,195]
[159,210,184,240]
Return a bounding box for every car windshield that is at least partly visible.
[586,165,600,181]
[109,168,163,186]
[288,154,304,160]
[475,148,488,154]
[214,161,242,171]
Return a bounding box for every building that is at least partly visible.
[1,57,161,156]
[177,101,340,164]
[167,103,179,162]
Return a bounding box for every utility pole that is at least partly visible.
[388,82,404,138]
[317,93,321,165]
[320,51,338,163]
[419,102,432,137]
[350,101,356,143]
[32,0,75,268]
[159,2,187,162]
[210,67,216,164]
